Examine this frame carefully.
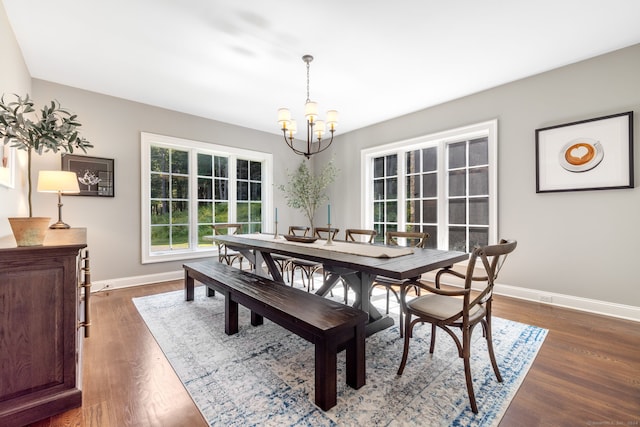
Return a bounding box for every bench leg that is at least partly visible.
[251,311,264,326]
[225,294,238,335]
[346,323,366,389]
[314,341,337,411]
[185,271,194,301]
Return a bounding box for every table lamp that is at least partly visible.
[37,170,80,229]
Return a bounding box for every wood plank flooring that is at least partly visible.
[30,280,639,427]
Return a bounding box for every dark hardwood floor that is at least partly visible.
[30,280,639,427]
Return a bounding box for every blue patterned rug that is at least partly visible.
[133,286,547,426]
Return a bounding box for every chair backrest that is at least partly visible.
[288,226,310,236]
[345,228,377,243]
[464,239,517,305]
[314,227,340,239]
[386,231,429,248]
[212,223,244,235]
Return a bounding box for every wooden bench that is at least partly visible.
[183,260,367,411]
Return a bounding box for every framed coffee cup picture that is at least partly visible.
[535,111,634,193]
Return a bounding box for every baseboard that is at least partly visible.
[92,270,183,292]
[94,269,639,322]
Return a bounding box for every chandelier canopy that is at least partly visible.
[277,55,338,159]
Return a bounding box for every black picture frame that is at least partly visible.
[535,111,634,193]
[61,154,115,197]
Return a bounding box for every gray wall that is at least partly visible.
[319,44,640,307]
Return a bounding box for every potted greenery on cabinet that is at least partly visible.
[0,94,92,246]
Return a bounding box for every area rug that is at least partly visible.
[133,286,547,426]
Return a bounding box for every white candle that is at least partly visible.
[275,207,278,222]
[328,204,331,224]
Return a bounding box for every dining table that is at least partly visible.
[212,233,469,336]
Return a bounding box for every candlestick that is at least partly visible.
[325,223,334,246]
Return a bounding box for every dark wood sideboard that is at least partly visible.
[0,228,88,427]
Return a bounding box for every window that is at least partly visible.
[141,133,273,263]
[361,120,497,252]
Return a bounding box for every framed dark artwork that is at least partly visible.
[535,111,634,193]
[62,154,114,197]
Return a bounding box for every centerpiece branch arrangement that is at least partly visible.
[0,94,92,245]
[279,159,338,230]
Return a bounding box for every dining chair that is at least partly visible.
[370,231,429,336]
[397,239,517,414]
[272,226,310,282]
[288,227,340,292]
[211,223,246,269]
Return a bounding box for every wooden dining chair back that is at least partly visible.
[386,231,428,248]
[371,230,430,336]
[397,239,518,414]
[272,226,310,281]
[313,227,340,240]
[212,223,246,269]
[345,228,377,243]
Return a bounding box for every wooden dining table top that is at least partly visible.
[213,233,469,281]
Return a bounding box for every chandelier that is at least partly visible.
[277,55,338,159]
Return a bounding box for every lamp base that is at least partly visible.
[49,220,71,229]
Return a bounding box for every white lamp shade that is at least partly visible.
[326,110,338,130]
[288,119,298,136]
[37,170,80,193]
[315,120,325,138]
[304,101,318,122]
[277,108,291,129]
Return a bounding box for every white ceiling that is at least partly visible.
[4,0,640,136]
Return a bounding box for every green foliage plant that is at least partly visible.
[0,94,93,216]
[279,159,338,230]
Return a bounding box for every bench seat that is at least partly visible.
[183,260,367,411]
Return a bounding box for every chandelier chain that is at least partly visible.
[306,59,311,103]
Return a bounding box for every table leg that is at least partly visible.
[184,270,194,301]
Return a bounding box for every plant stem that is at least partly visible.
[27,148,33,217]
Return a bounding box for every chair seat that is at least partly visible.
[407,294,485,322]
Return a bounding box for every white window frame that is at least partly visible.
[361,120,498,251]
[141,132,273,264]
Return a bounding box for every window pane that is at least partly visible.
[172,176,189,199]
[422,147,437,172]
[249,223,262,233]
[469,198,489,225]
[374,224,384,243]
[171,201,188,224]
[422,199,437,223]
[422,173,437,197]
[406,150,420,174]
[198,201,213,222]
[449,226,466,252]
[406,175,420,198]
[172,225,189,247]
[449,199,466,224]
[237,181,248,201]
[237,159,248,180]
[215,202,228,222]
[250,161,262,180]
[406,200,421,223]
[214,156,228,177]
[386,178,397,199]
[469,227,488,248]
[151,147,170,173]
[374,157,384,178]
[374,180,384,200]
[249,202,262,220]
[237,202,248,222]
[469,167,489,195]
[469,137,488,166]
[374,202,384,222]
[448,170,466,197]
[198,224,214,246]
[386,201,397,222]
[197,153,212,176]
[250,182,261,201]
[198,178,212,199]
[214,179,228,200]
[386,154,397,176]
[423,225,437,249]
[151,174,169,198]
[448,142,466,169]
[151,226,170,251]
[171,150,188,174]
[151,201,169,224]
